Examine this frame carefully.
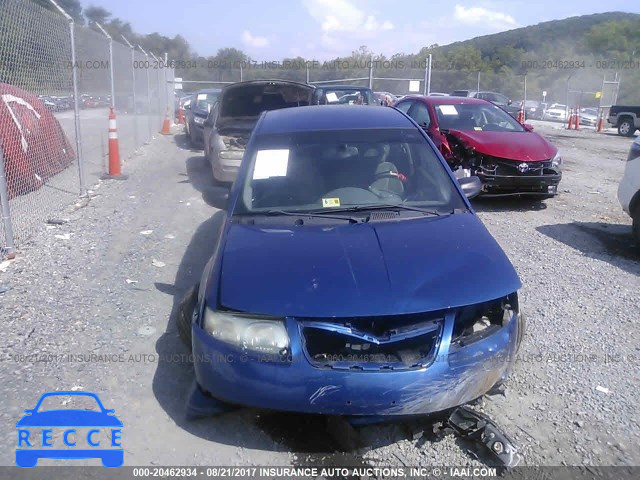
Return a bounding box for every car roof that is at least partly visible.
[221,79,314,92]
[256,105,414,135]
[399,95,490,105]
[195,88,221,94]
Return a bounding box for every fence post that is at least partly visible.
[95,23,115,110]
[477,71,480,92]
[49,0,85,196]
[368,55,373,89]
[565,74,572,127]
[122,35,138,148]
[0,145,16,259]
[426,55,432,95]
[137,45,152,142]
[150,52,163,128]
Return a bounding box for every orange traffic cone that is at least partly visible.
[567,109,574,129]
[517,109,524,123]
[101,107,128,180]
[596,111,604,132]
[177,106,184,125]
[160,107,171,135]
[575,106,580,130]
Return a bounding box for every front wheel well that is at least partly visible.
[618,114,635,126]
[630,190,640,217]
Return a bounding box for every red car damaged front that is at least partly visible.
[396,96,562,197]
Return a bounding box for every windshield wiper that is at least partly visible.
[309,204,448,217]
[261,210,362,223]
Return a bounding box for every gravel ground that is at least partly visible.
[0,122,638,473]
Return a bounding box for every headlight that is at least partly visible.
[203,307,289,356]
[551,152,562,168]
[218,150,244,160]
[451,294,518,348]
[194,116,205,125]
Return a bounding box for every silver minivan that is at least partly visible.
[203,80,315,183]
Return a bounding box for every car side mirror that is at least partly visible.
[522,123,534,131]
[184,104,191,110]
[202,186,230,210]
[507,99,512,105]
[457,176,482,199]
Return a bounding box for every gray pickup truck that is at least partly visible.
[607,105,640,136]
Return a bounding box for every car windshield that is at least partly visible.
[435,103,525,132]
[195,92,219,110]
[235,128,465,215]
[37,394,102,412]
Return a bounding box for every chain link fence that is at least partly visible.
[0,0,175,258]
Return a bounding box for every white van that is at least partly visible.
[617,135,640,244]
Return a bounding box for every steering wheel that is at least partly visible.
[368,184,403,200]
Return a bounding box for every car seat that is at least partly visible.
[452,110,477,130]
[369,162,404,197]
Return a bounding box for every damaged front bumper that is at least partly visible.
[478,172,562,196]
[191,309,523,417]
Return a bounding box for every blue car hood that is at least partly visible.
[217,213,521,317]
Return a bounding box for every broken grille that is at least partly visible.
[299,314,443,371]
[493,158,552,176]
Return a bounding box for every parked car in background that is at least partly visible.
[204,80,315,183]
[542,103,567,122]
[519,100,542,120]
[395,95,562,197]
[184,89,221,146]
[179,105,525,421]
[450,90,520,118]
[607,105,640,137]
[579,108,598,127]
[37,95,59,112]
[312,85,375,105]
[618,135,640,245]
[374,91,397,105]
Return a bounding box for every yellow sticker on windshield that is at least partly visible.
[322,198,340,207]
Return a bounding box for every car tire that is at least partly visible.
[618,118,635,137]
[189,124,198,146]
[516,311,526,351]
[632,207,640,247]
[177,283,199,351]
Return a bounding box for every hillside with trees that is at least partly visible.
[25,2,640,104]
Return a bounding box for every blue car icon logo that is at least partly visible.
[16,391,123,468]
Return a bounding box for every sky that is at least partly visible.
[90,0,640,60]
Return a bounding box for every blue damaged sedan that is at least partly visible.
[178,105,525,420]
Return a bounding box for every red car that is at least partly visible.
[394,95,562,197]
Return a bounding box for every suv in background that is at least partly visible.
[184,89,221,146]
[607,105,640,137]
[450,90,520,118]
[618,136,640,245]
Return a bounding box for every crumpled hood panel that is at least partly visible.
[214,213,521,317]
[447,129,557,162]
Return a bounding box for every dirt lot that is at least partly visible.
[0,121,638,472]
